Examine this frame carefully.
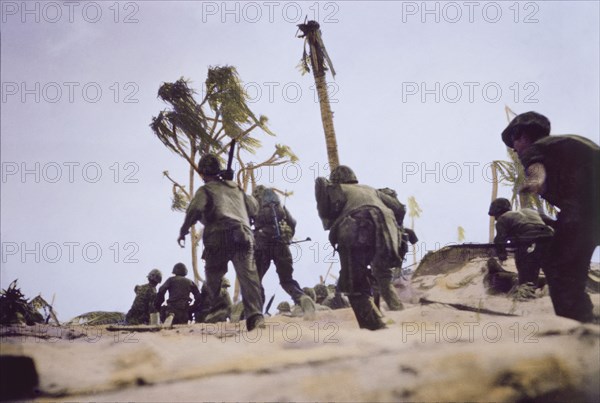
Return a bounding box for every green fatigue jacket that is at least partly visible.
[155,276,201,311]
[494,209,555,260]
[519,135,600,218]
[254,202,296,246]
[180,179,258,241]
[125,283,157,325]
[316,179,403,271]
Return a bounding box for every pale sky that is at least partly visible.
[1,0,599,320]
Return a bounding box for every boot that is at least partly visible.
[379,279,403,311]
[348,294,387,330]
[299,295,317,321]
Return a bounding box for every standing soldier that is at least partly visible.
[501,111,600,322]
[125,269,162,325]
[155,263,201,325]
[178,154,266,331]
[488,197,554,293]
[315,165,403,330]
[252,186,316,319]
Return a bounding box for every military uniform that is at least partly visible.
[490,199,554,285]
[253,186,316,318]
[155,265,201,325]
[126,269,162,325]
[126,284,158,325]
[503,112,600,322]
[179,154,265,330]
[315,165,402,330]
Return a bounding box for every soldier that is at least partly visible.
[178,154,266,331]
[125,269,162,325]
[252,186,316,319]
[314,284,329,305]
[502,111,600,322]
[324,284,351,310]
[488,198,554,291]
[155,263,201,325]
[315,165,403,330]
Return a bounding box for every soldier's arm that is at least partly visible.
[315,177,335,229]
[154,280,168,310]
[494,219,509,261]
[244,193,259,225]
[179,188,209,244]
[378,191,407,226]
[520,163,546,195]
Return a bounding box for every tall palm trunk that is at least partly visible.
[298,21,340,169]
[312,69,339,169]
[189,143,202,286]
[489,162,499,242]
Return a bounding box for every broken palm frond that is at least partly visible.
[29,295,60,325]
[0,280,45,325]
[67,311,125,326]
[297,20,336,78]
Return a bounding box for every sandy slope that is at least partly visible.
[2,257,599,402]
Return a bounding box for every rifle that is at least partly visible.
[270,203,282,240]
[220,139,236,181]
[264,294,276,316]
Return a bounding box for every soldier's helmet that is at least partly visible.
[221,278,231,288]
[252,185,266,200]
[488,198,512,217]
[314,284,329,300]
[378,187,398,198]
[501,111,550,148]
[172,262,188,276]
[303,287,316,301]
[198,154,222,176]
[277,301,291,312]
[329,165,358,184]
[147,269,163,284]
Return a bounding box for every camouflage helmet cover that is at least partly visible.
[277,301,291,312]
[488,198,512,216]
[329,165,358,184]
[147,269,163,284]
[172,262,188,276]
[198,154,222,176]
[314,284,329,299]
[501,111,550,148]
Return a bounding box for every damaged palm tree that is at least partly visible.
[151,67,298,293]
[297,20,340,170]
[0,280,49,325]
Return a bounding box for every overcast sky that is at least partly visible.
[1,0,599,320]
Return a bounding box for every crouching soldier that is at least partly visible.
[315,165,403,330]
[155,263,201,325]
[126,269,162,325]
[488,197,554,294]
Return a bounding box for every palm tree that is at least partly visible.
[297,20,340,170]
[407,196,422,266]
[151,67,296,286]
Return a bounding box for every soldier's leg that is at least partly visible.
[273,243,304,303]
[254,245,273,307]
[231,227,265,326]
[515,245,539,285]
[337,215,385,330]
[372,265,403,311]
[543,219,595,322]
[203,249,230,319]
